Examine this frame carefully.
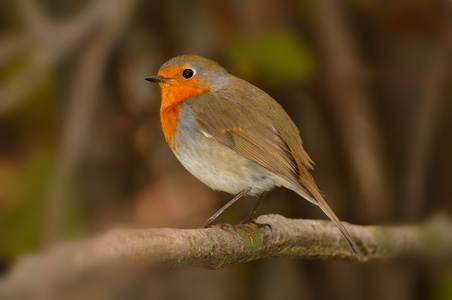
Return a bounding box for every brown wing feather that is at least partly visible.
[193,99,301,187]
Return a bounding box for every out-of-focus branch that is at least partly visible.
[403,48,449,220]
[313,0,393,221]
[0,0,137,114]
[0,0,95,113]
[42,0,139,243]
[1,214,451,299]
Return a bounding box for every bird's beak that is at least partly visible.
[145,76,170,83]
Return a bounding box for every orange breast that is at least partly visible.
[160,81,210,150]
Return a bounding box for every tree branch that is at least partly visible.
[1,214,451,297]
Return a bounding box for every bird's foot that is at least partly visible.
[238,218,272,231]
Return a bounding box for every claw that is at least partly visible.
[239,219,272,231]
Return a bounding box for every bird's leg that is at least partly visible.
[202,188,251,228]
[238,192,267,224]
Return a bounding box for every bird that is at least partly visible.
[145,54,360,255]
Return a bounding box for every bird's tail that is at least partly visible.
[294,180,361,256]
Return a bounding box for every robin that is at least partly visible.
[145,54,360,255]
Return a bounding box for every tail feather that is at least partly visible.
[295,181,361,256]
[313,189,361,256]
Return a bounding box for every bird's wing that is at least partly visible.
[190,91,301,186]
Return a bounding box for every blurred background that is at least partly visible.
[1,0,451,299]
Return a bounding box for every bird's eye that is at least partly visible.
[182,68,195,79]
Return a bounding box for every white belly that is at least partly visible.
[173,131,279,196]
